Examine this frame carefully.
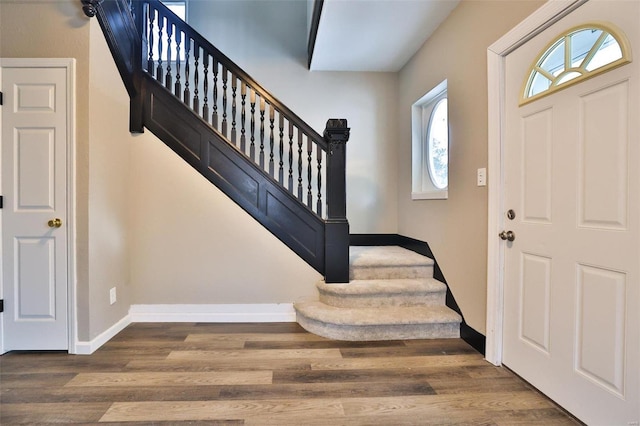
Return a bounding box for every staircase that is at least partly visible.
[295,246,462,340]
[83,0,350,283]
[87,1,464,342]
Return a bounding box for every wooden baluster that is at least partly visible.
[156,13,164,82]
[147,7,155,76]
[222,66,228,137]
[317,143,322,216]
[240,82,247,153]
[174,30,182,97]
[165,21,173,89]
[307,136,313,208]
[250,90,256,161]
[193,43,200,112]
[259,97,265,169]
[202,53,209,121]
[140,2,149,70]
[211,59,218,128]
[183,38,190,104]
[269,106,275,177]
[231,75,237,145]
[278,113,284,183]
[297,131,303,200]
[288,122,294,191]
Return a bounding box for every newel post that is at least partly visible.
[324,119,350,283]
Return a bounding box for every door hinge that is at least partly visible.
[0,91,3,106]
[0,195,3,209]
[0,300,3,313]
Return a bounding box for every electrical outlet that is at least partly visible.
[477,168,487,186]
[109,287,117,305]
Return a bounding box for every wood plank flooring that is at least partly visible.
[0,322,581,425]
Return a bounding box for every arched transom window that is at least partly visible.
[521,23,631,105]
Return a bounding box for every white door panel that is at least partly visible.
[503,1,639,423]
[2,66,69,351]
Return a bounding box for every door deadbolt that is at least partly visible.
[507,209,516,220]
[499,230,515,242]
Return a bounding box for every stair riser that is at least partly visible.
[350,265,434,280]
[297,313,460,341]
[318,291,446,308]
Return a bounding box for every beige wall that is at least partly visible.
[87,20,132,337]
[187,0,400,233]
[397,0,545,334]
[128,134,322,304]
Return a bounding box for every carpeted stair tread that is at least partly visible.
[350,246,435,268]
[295,301,461,326]
[316,278,447,308]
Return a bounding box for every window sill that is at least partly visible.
[412,190,448,200]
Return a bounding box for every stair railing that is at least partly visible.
[83,0,350,283]
[136,0,336,216]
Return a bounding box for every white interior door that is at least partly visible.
[1,65,69,351]
[502,1,639,424]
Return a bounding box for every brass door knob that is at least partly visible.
[48,218,62,228]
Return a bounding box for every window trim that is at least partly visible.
[411,80,448,200]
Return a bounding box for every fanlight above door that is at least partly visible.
[521,23,631,105]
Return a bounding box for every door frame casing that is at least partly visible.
[0,58,78,354]
[485,0,588,366]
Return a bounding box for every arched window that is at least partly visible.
[521,23,631,105]
[411,80,448,199]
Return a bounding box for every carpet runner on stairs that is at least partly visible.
[294,246,462,341]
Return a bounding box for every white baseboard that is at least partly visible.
[73,314,131,355]
[70,304,295,354]
[129,303,296,323]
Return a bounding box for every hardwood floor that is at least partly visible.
[0,323,581,425]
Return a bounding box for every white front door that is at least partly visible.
[502,1,640,423]
[1,64,70,351]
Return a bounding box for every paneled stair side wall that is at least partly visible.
[83,0,351,283]
[294,246,462,341]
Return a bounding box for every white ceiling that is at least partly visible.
[310,0,460,72]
